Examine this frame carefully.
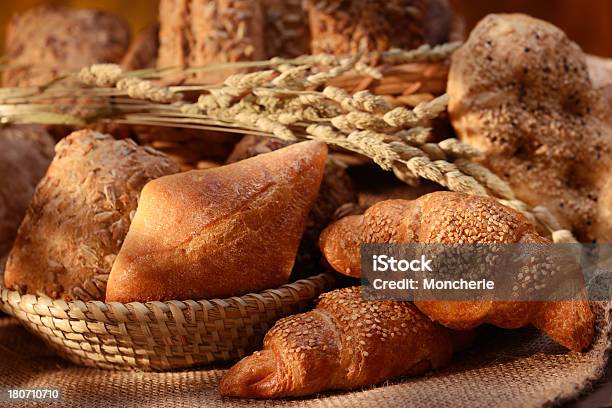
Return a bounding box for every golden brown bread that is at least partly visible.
[307,0,425,55]
[319,192,594,351]
[3,5,130,87]
[157,0,265,84]
[227,135,357,278]
[106,141,328,303]
[447,14,612,243]
[0,125,55,258]
[4,130,179,300]
[220,286,472,398]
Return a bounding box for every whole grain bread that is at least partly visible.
[448,14,612,242]
[0,125,55,259]
[158,0,265,84]
[3,130,179,301]
[307,0,452,56]
[262,0,310,58]
[3,5,130,87]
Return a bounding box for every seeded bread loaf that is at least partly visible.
[307,0,452,55]
[158,0,265,84]
[263,0,310,58]
[121,23,160,71]
[0,125,55,260]
[4,130,179,300]
[3,5,130,87]
[448,14,612,243]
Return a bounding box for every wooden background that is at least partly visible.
[0,0,610,57]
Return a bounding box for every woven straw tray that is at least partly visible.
[0,273,335,371]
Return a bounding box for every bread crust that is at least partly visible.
[157,0,265,84]
[220,286,470,398]
[106,141,328,302]
[3,5,130,87]
[447,14,612,243]
[319,192,594,351]
[227,135,357,278]
[306,0,451,55]
[3,130,179,300]
[587,54,612,105]
[262,0,310,58]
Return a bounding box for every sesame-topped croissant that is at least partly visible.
[220,286,473,398]
[319,192,594,351]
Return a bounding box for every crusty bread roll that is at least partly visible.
[220,286,473,398]
[319,192,594,351]
[0,125,55,259]
[158,0,265,84]
[3,5,130,87]
[106,141,328,303]
[4,130,179,300]
[227,135,357,278]
[448,14,612,243]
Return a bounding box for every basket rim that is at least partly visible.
[0,272,335,321]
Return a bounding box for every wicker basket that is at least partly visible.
[0,273,334,371]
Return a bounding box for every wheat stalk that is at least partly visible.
[0,44,576,243]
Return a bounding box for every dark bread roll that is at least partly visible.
[307,0,453,56]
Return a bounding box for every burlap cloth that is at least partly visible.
[0,303,610,408]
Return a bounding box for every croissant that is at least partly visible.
[220,286,472,398]
[319,192,594,351]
